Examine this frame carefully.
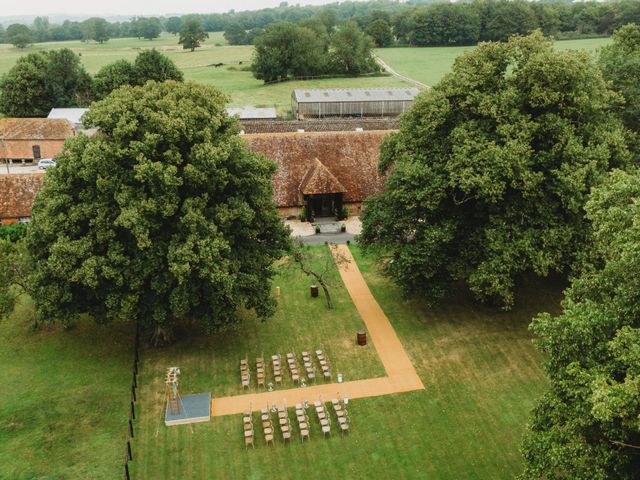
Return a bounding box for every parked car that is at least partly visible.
[38,159,56,170]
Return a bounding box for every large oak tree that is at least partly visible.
[27,81,290,344]
[521,168,640,479]
[360,32,631,308]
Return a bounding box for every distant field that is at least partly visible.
[375,36,613,87]
[0,35,612,112]
[0,33,406,113]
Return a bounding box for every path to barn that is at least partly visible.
[211,244,424,416]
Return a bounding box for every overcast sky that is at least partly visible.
[2,0,352,17]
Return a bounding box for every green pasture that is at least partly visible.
[375,36,612,87]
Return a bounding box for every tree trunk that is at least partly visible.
[319,280,333,309]
[151,324,174,347]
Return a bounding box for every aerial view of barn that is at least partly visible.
[1,3,638,480]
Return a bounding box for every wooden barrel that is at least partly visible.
[357,330,367,346]
[310,285,319,297]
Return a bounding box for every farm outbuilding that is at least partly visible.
[291,88,419,120]
[0,118,75,165]
[226,107,278,121]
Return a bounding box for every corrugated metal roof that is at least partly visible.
[226,107,278,120]
[47,108,89,125]
[292,88,420,103]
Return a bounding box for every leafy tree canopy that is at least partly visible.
[521,168,640,479]
[0,239,32,321]
[365,18,394,47]
[92,59,136,100]
[224,22,249,45]
[0,48,92,117]
[359,32,631,309]
[179,18,209,52]
[81,17,110,43]
[27,81,290,344]
[166,16,183,35]
[133,49,184,85]
[6,23,32,48]
[599,23,640,133]
[252,22,328,82]
[92,50,183,100]
[329,21,379,75]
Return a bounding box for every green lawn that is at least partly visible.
[131,245,562,479]
[375,36,612,87]
[0,297,133,479]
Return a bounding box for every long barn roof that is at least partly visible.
[0,118,75,140]
[292,88,419,103]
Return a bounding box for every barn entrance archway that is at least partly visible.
[299,159,346,221]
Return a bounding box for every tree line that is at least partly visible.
[5,1,640,49]
[225,0,640,48]
[0,49,183,117]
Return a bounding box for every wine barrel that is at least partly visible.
[357,330,367,346]
[310,285,319,297]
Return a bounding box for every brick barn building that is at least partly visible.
[0,130,393,224]
[246,130,391,219]
[0,118,75,164]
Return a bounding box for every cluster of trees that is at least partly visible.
[0,48,183,117]
[360,28,640,477]
[252,20,379,83]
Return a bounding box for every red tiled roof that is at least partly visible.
[299,158,346,195]
[0,118,75,140]
[246,130,391,207]
[0,173,45,218]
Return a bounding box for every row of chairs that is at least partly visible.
[240,349,333,390]
[243,404,295,448]
[240,359,250,390]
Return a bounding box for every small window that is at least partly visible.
[304,92,311,98]
[32,145,41,160]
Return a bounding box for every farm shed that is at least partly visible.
[291,88,419,120]
[47,108,89,128]
[226,107,278,121]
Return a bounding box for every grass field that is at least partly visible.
[0,297,133,479]
[374,36,612,87]
[130,245,562,480]
[0,35,610,112]
[0,245,562,479]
